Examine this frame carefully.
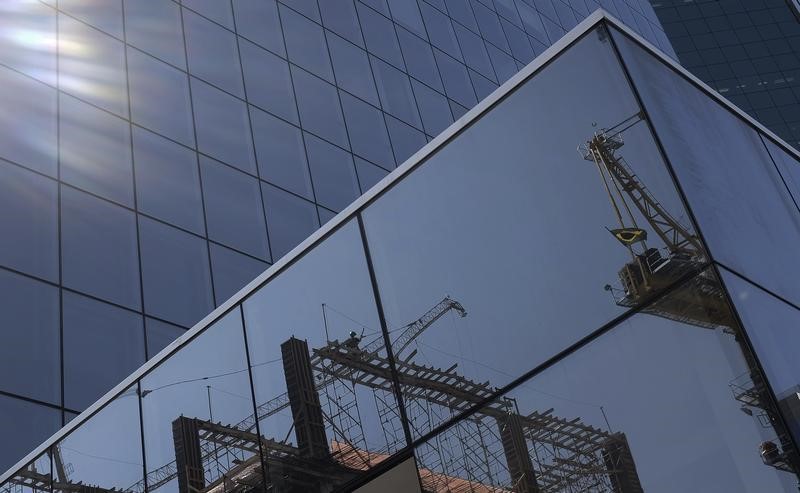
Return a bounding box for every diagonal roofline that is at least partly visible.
[4,7,799,483]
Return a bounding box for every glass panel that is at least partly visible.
[354,457,421,493]
[250,106,313,200]
[183,0,233,29]
[233,0,285,56]
[59,0,123,38]
[763,137,800,213]
[420,2,462,61]
[183,9,243,97]
[611,28,800,307]
[58,14,127,117]
[454,23,496,81]
[209,243,269,305]
[133,127,205,235]
[146,318,187,360]
[340,92,395,169]
[386,0,425,37]
[720,268,800,447]
[291,67,349,149]
[433,49,477,108]
[139,216,214,327]
[328,33,380,107]
[200,156,269,260]
[61,186,141,310]
[53,386,143,493]
[62,292,145,410]
[191,77,257,174]
[60,94,134,207]
[355,157,389,193]
[0,453,50,493]
[385,115,425,165]
[0,396,60,472]
[320,0,363,48]
[261,182,319,259]
[0,269,59,404]
[411,270,800,491]
[280,5,333,82]
[243,219,406,490]
[358,2,404,69]
[397,26,444,93]
[239,39,298,125]
[140,308,254,493]
[0,161,58,281]
[411,80,454,137]
[472,0,510,52]
[127,48,194,147]
[305,133,360,212]
[372,57,422,128]
[282,0,320,21]
[362,29,705,436]
[124,0,186,68]
[0,1,57,85]
[0,67,57,177]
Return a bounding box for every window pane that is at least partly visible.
[362,29,705,437]
[372,57,422,128]
[320,0,363,47]
[0,396,60,473]
[385,115,425,164]
[454,22,495,80]
[291,67,349,149]
[183,9,243,97]
[0,270,59,404]
[209,242,269,305]
[411,270,799,491]
[240,39,298,124]
[243,220,405,489]
[411,80,454,137]
[233,0,285,56]
[61,186,141,310]
[58,14,127,117]
[282,0,320,22]
[139,216,214,327]
[191,77,257,174]
[140,309,254,493]
[200,156,269,260]
[127,48,194,147]
[183,0,233,28]
[397,26,444,92]
[281,5,333,82]
[250,107,313,200]
[763,137,800,212]
[328,33,379,106]
[0,67,57,177]
[63,292,145,410]
[340,92,395,169]
[59,0,122,37]
[305,133,360,211]
[261,182,319,259]
[358,2,404,68]
[611,28,800,307]
[0,2,57,85]
[53,386,143,493]
[124,0,186,68]
[60,94,134,207]
[0,161,58,281]
[2,453,51,493]
[133,127,205,235]
[146,318,186,360]
[355,156,389,193]
[434,49,477,108]
[386,0,425,37]
[421,2,462,60]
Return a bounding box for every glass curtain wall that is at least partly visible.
[3,18,800,493]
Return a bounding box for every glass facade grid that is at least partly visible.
[6,17,800,492]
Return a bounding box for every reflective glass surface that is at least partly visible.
[183,9,243,98]
[362,29,703,437]
[250,107,313,200]
[411,270,799,491]
[0,453,50,493]
[140,308,253,493]
[124,0,185,68]
[0,396,60,473]
[611,28,800,307]
[146,318,187,360]
[209,243,269,305]
[305,133,360,212]
[261,182,319,259]
[243,220,405,489]
[0,1,57,85]
[239,39,298,124]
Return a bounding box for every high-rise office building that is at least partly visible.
[651,0,800,149]
[0,0,669,472]
[3,13,800,492]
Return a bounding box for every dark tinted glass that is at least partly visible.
[611,28,800,307]
[53,385,143,493]
[59,0,123,37]
[291,66,349,148]
[362,29,704,436]
[261,182,319,259]
[233,0,285,56]
[397,26,444,92]
[434,49,477,107]
[124,0,186,68]
[191,77,257,174]
[339,92,395,170]
[250,107,313,200]
[133,127,205,235]
[281,5,333,82]
[60,95,134,207]
[372,57,422,128]
[305,133,360,211]
[61,186,141,310]
[0,67,57,177]
[454,22,496,80]
[0,270,59,404]
[140,308,254,493]
[127,48,194,147]
[146,318,187,360]
[386,0,425,37]
[763,137,800,212]
[358,2,405,68]
[0,397,59,473]
[327,33,380,106]
[62,292,145,410]
[183,9,243,97]
[385,115,426,164]
[355,157,389,192]
[183,0,233,28]
[58,14,127,117]
[320,0,363,47]
[0,161,58,281]
[209,242,269,305]
[243,220,405,489]
[421,2,462,60]
[240,39,298,124]
[139,216,214,327]
[411,270,799,491]
[411,80,454,136]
